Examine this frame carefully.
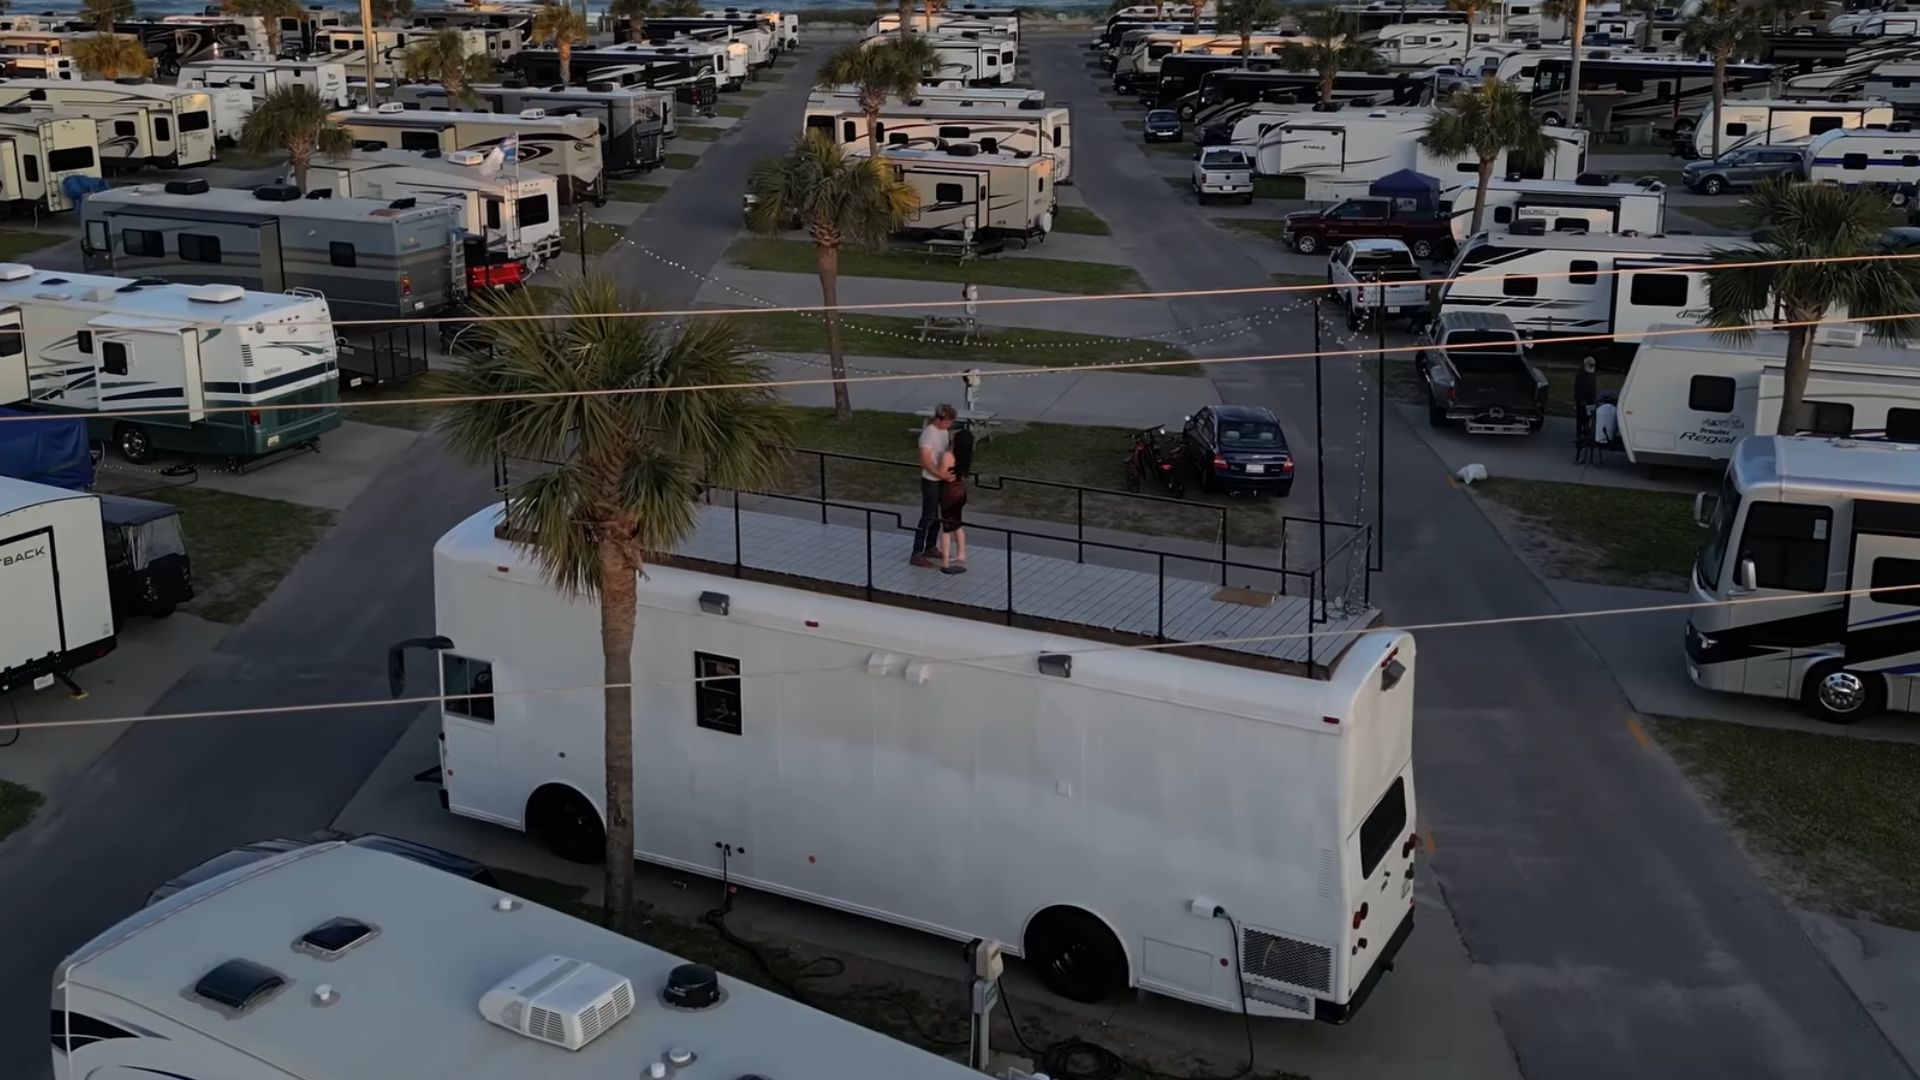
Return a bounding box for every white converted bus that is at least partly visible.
[400,505,1420,1023]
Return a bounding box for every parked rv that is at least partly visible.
[1678,99,1893,160]
[336,103,606,203]
[311,26,491,81]
[0,112,102,213]
[390,81,670,176]
[178,58,351,108]
[80,180,467,322]
[510,48,721,109]
[306,149,563,273]
[1445,176,1668,241]
[1522,52,1775,130]
[0,54,76,80]
[0,476,112,695]
[871,143,1055,241]
[1247,107,1586,184]
[1805,127,1920,203]
[811,84,1047,113]
[1619,326,1920,468]
[0,79,215,168]
[1688,436,1920,722]
[803,101,1073,181]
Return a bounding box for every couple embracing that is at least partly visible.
[910,404,972,575]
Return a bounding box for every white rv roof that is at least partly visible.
[85,184,462,227]
[0,78,208,103]
[335,107,598,134]
[319,151,559,196]
[62,844,982,1080]
[1467,231,1721,255]
[1640,323,1920,376]
[1715,97,1893,111]
[0,265,325,324]
[1463,177,1665,198]
[1735,435,1920,504]
[0,473,93,517]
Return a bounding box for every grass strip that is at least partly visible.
[730,310,1197,373]
[725,237,1143,294]
[144,486,336,624]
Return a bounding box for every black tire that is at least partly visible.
[1025,906,1129,1004]
[1410,237,1435,259]
[1702,176,1727,196]
[1527,416,1545,432]
[1542,111,1564,127]
[1178,102,1195,120]
[1893,188,1912,208]
[1801,661,1885,725]
[1291,232,1320,255]
[527,785,606,863]
[114,423,155,465]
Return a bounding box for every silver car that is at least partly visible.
[1682,146,1804,196]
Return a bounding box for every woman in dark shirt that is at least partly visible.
[938,428,973,575]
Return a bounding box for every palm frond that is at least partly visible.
[745,133,917,245]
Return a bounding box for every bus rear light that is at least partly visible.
[246,409,261,427]
[401,274,413,297]
[1351,902,1368,930]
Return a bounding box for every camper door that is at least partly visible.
[1610,260,1706,346]
[93,324,205,429]
[911,168,983,231]
[1846,519,1920,696]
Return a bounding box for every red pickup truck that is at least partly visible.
[1281,197,1457,260]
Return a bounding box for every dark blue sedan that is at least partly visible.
[1144,109,1184,142]
[1182,405,1295,496]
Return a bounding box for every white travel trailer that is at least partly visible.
[0,476,112,696]
[868,9,1017,41]
[52,843,985,1080]
[0,113,101,212]
[178,58,351,108]
[1805,127,1920,200]
[1684,99,1893,159]
[1254,107,1586,181]
[335,103,605,203]
[813,84,1046,113]
[803,101,1073,182]
[1687,436,1920,722]
[926,36,1018,85]
[1370,22,1496,67]
[868,143,1055,240]
[1445,176,1667,242]
[1619,327,1920,468]
[0,54,76,80]
[0,263,341,463]
[0,79,215,167]
[1437,232,1718,352]
[410,504,1419,1023]
[197,83,253,143]
[313,26,490,81]
[306,150,562,269]
[1115,32,1289,89]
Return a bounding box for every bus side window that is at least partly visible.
[442,654,494,722]
[1739,503,1832,593]
[1357,776,1406,879]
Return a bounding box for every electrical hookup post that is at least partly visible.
[965,938,1004,1076]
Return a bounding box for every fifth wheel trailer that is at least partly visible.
[868,144,1055,240]
[407,505,1419,1023]
[1252,107,1587,182]
[803,101,1073,182]
[1444,176,1667,242]
[0,475,112,695]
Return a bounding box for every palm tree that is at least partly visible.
[533,2,590,84]
[1705,181,1920,434]
[370,0,415,21]
[402,27,494,104]
[72,32,152,79]
[223,0,299,57]
[1419,79,1558,234]
[1446,0,1485,31]
[241,85,352,190]
[922,0,945,33]
[81,0,131,30]
[609,0,653,41]
[1539,0,1573,38]
[1681,0,1765,160]
[816,38,938,155]
[1279,6,1378,106]
[434,277,792,933]
[1220,0,1281,61]
[746,134,918,420]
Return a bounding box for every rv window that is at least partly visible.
[114,120,135,138]
[1888,407,1920,443]
[1807,400,1854,436]
[396,131,436,151]
[330,241,357,268]
[1739,502,1832,593]
[101,341,128,376]
[1569,259,1598,285]
[1456,161,1479,174]
[1629,273,1690,307]
[1843,153,1868,170]
[0,327,18,358]
[939,125,971,139]
[179,111,211,133]
[1723,122,1748,137]
[842,119,857,142]
[888,132,910,146]
[1807,116,1845,135]
[47,146,92,172]
[517,195,550,227]
[441,654,494,722]
[695,652,742,735]
[76,330,93,355]
[1617,78,1643,92]
[179,233,222,264]
[20,156,35,184]
[116,227,160,260]
[1357,776,1406,879]
[935,182,965,203]
[1869,558,1920,607]
[1493,206,1513,224]
[806,114,833,134]
[154,117,171,141]
[1502,275,1538,297]
[1688,374,1735,413]
[486,199,502,230]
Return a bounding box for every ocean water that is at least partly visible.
[14,0,1107,14]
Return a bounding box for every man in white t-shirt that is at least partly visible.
[912,404,957,566]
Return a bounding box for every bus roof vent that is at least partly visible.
[519,107,546,119]
[192,958,287,1013]
[0,263,31,281]
[165,177,210,196]
[479,956,635,1051]
[376,101,406,113]
[188,284,247,304]
[446,149,486,165]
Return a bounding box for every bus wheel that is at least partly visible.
[1025,906,1129,1004]
[1802,662,1884,724]
[527,785,606,864]
[114,423,155,465]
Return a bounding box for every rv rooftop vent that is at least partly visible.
[662,963,723,1011]
[193,959,286,1012]
[388,197,417,209]
[87,287,120,303]
[519,107,546,119]
[297,917,376,958]
[0,263,31,282]
[165,178,210,196]
[479,955,635,1051]
[1573,172,1613,186]
[944,141,981,156]
[253,184,302,202]
[446,149,486,166]
[188,284,246,304]
[376,101,405,113]
[114,76,147,85]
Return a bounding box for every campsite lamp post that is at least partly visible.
[576,203,588,277]
[359,0,377,106]
[1373,279,1386,571]
[1312,296,1328,613]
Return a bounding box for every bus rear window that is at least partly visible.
[1358,776,1407,879]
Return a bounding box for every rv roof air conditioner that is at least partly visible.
[165,178,210,196]
[479,955,635,1051]
[188,284,247,304]
[0,263,31,282]
[446,149,486,166]
[520,107,547,119]
[1574,172,1613,186]
[253,184,301,202]
[376,101,405,113]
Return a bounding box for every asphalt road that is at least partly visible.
[1027,34,1908,1080]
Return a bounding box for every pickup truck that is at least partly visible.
[1414,311,1549,435]
[1191,146,1254,204]
[1282,197,1456,260]
[1326,239,1428,327]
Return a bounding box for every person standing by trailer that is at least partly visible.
[938,428,972,575]
[912,403,956,567]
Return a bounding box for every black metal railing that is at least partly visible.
[338,323,431,387]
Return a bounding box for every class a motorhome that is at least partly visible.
[83,20,244,75]
[335,103,606,204]
[160,12,271,59]
[0,112,102,213]
[1683,99,1893,159]
[391,80,670,176]
[305,149,562,271]
[635,31,751,90]
[1804,127,1920,196]
[53,844,984,1080]
[1618,325,1920,469]
[1445,176,1667,242]
[0,263,340,465]
[866,143,1055,241]
[1114,32,1289,90]
[1189,70,1430,129]
[803,101,1073,182]
[1252,106,1586,182]
[1437,232,1718,355]
[1369,22,1493,67]
[587,41,738,91]
[177,58,352,109]
[0,79,215,168]
[80,180,467,322]
[0,476,112,695]
[1521,51,1775,128]
[642,13,781,64]
[1687,436,1920,722]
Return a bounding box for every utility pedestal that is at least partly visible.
[964,937,1004,1074]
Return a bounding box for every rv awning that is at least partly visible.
[1370,169,1441,213]
[87,313,192,332]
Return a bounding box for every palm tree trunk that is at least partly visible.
[1710,51,1726,160]
[1321,67,1334,106]
[1241,29,1251,63]
[1567,0,1586,125]
[866,109,881,156]
[923,0,934,33]
[899,0,911,41]
[595,533,638,933]
[291,146,311,192]
[816,243,852,420]
[1776,319,1816,435]
[1470,154,1493,234]
[630,15,642,42]
[559,41,572,84]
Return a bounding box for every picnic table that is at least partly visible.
[917,315,978,342]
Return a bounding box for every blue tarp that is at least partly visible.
[0,408,93,490]
[62,173,110,210]
[1369,169,1442,213]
